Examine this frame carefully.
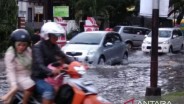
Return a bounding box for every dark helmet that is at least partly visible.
[10,29,31,43]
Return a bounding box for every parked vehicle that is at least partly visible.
[11,61,111,104]
[113,26,151,50]
[141,27,184,53]
[62,31,128,65]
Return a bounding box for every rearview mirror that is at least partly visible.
[66,41,70,44]
[173,35,177,38]
[105,42,113,47]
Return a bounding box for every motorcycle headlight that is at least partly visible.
[74,66,86,75]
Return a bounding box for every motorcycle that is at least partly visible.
[12,61,111,104]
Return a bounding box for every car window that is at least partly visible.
[134,28,144,35]
[145,30,151,35]
[133,28,151,35]
[172,30,178,37]
[113,26,121,32]
[69,32,103,44]
[159,30,172,37]
[177,30,183,36]
[148,30,171,38]
[112,33,122,43]
[142,29,151,35]
[103,33,114,45]
[123,27,134,34]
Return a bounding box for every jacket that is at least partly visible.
[4,46,33,87]
[31,40,73,79]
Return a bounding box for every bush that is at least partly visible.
[0,0,17,58]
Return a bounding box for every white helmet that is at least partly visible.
[40,22,66,40]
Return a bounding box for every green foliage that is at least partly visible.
[0,0,18,57]
[169,0,184,24]
[73,0,139,27]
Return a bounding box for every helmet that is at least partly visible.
[40,22,66,40]
[10,29,30,43]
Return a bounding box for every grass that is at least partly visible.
[161,91,184,103]
[138,91,184,104]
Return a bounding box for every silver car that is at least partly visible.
[62,31,128,65]
[113,26,151,50]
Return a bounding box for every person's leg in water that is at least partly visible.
[0,85,18,104]
[35,79,55,104]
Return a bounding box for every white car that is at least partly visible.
[142,28,184,53]
[62,31,128,65]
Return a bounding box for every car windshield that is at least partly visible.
[113,26,121,32]
[69,32,104,45]
[148,30,171,38]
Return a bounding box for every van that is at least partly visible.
[141,27,184,53]
[113,26,151,50]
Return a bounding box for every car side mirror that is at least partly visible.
[144,35,148,38]
[66,41,70,44]
[173,35,177,38]
[105,42,113,47]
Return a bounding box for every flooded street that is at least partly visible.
[1,49,184,104]
[83,49,184,104]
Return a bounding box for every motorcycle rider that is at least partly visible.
[0,29,35,104]
[31,22,73,104]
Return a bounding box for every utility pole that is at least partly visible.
[145,0,161,97]
[44,0,53,22]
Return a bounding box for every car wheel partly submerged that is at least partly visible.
[121,53,128,65]
[98,57,105,65]
[169,46,173,53]
[126,42,133,51]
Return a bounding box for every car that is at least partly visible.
[141,27,184,53]
[113,26,151,50]
[61,31,128,65]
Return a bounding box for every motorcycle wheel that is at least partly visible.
[55,84,74,104]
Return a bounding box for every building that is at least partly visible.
[17,0,68,30]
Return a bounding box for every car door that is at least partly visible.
[102,33,116,64]
[111,33,125,62]
[176,29,183,50]
[131,28,147,47]
[120,27,134,42]
[171,29,179,51]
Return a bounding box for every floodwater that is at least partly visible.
[1,49,184,104]
[83,50,184,104]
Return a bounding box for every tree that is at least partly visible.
[0,0,18,57]
[73,0,140,28]
[168,0,184,25]
[73,0,114,29]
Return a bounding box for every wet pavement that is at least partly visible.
[1,49,184,104]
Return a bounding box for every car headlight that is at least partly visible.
[162,40,169,44]
[143,40,150,44]
[87,50,96,55]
